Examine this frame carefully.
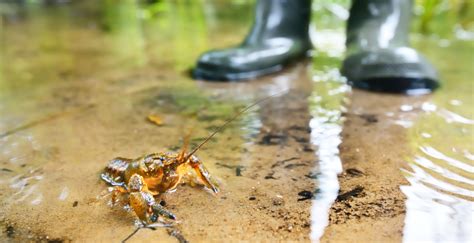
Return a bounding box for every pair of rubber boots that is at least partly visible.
[193,0,439,94]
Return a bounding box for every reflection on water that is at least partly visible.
[401,39,474,242]
[58,186,69,201]
[307,2,474,240]
[307,9,349,239]
[402,137,474,242]
[436,108,474,125]
[402,144,474,242]
[308,58,350,241]
[0,134,45,206]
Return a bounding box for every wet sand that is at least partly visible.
[323,91,423,242]
[0,65,318,242]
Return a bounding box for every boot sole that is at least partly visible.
[192,50,312,82]
[192,64,284,82]
[350,77,439,95]
[342,48,440,94]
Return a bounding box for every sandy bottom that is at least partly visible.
[0,63,424,242]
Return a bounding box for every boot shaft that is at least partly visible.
[244,0,312,45]
[346,0,413,52]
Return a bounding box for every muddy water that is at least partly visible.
[1,1,473,242]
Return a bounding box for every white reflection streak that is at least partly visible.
[309,120,343,241]
[420,146,474,173]
[404,164,473,198]
[59,186,69,201]
[378,0,400,48]
[309,67,347,241]
[401,176,474,243]
[437,109,474,125]
[413,156,474,185]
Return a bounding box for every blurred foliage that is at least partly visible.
[1,0,472,39]
[414,0,474,35]
[311,0,473,37]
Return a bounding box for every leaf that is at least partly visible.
[147,115,164,126]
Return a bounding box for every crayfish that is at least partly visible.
[100,92,281,226]
[101,149,218,225]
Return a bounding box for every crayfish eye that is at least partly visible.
[149,159,163,170]
[189,155,200,164]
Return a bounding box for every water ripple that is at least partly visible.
[401,179,473,242]
[420,146,474,173]
[402,96,474,242]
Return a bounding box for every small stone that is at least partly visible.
[272,197,284,206]
[6,225,14,238]
[287,225,293,232]
[297,190,314,201]
[346,168,364,176]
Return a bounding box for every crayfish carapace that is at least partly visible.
[100,92,282,226]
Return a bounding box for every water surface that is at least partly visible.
[0,1,473,242]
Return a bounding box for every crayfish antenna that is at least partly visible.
[177,128,193,162]
[183,90,287,162]
[122,227,140,243]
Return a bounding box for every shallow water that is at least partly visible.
[401,39,474,242]
[0,1,473,242]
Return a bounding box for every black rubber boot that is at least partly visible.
[342,0,439,94]
[193,0,312,81]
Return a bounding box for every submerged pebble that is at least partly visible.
[298,190,314,201]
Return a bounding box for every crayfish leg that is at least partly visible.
[151,203,176,221]
[129,192,150,222]
[101,173,126,187]
[111,186,128,206]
